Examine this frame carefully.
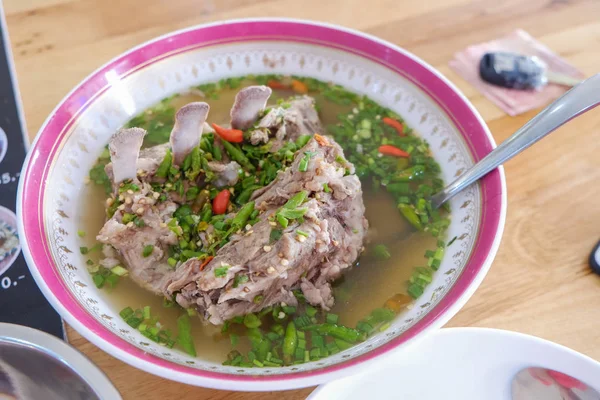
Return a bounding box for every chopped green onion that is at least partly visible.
[177,314,196,356]
[369,308,395,323]
[298,155,309,172]
[297,339,306,350]
[186,186,200,201]
[295,135,312,148]
[80,244,102,255]
[407,283,424,299]
[156,149,173,178]
[283,322,298,364]
[121,213,135,224]
[119,307,134,320]
[92,273,104,288]
[253,295,264,304]
[326,313,339,324]
[310,347,321,359]
[111,266,128,276]
[334,338,353,351]
[276,214,289,228]
[282,306,296,315]
[220,140,255,171]
[379,322,391,332]
[233,274,249,288]
[214,265,230,278]
[356,321,373,334]
[373,244,391,260]
[312,335,325,349]
[294,347,304,361]
[398,204,423,230]
[270,229,283,243]
[142,245,154,257]
[305,306,318,317]
[315,324,363,343]
[230,201,255,229]
[283,191,308,209]
[272,324,285,336]
[173,204,192,219]
[277,207,307,220]
[243,313,262,328]
[326,341,340,354]
[252,359,264,367]
[434,247,445,260]
[262,360,280,367]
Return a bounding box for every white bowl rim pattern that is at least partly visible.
[17,18,506,391]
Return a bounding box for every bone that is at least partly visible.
[108,127,146,183]
[170,102,210,166]
[230,86,272,130]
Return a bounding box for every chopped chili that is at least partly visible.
[199,256,214,271]
[382,117,405,136]
[291,80,309,94]
[212,123,243,143]
[267,80,289,90]
[378,145,409,158]
[212,189,231,215]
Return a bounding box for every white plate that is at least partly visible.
[309,327,600,400]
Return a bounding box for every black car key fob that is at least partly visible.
[479,52,546,90]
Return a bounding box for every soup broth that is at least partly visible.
[80,76,449,364]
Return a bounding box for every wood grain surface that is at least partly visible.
[4,0,600,398]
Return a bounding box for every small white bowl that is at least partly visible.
[17,18,506,391]
[0,323,121,399]
[309,327,600,399]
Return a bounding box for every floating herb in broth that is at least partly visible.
[83,75,450,366]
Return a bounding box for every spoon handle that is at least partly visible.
[431,73,600,209]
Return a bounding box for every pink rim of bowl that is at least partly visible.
[17,19,506,391]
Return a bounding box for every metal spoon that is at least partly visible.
[513,367,600,400]
[430,73,600,209]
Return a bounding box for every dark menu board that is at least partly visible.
[0,8,64,339]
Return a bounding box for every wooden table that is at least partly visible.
[5,0,600,398]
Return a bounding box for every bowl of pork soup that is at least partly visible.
[17,19,506,391]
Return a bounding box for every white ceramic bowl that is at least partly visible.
[309,327,600,399]
[17,19,506,391]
